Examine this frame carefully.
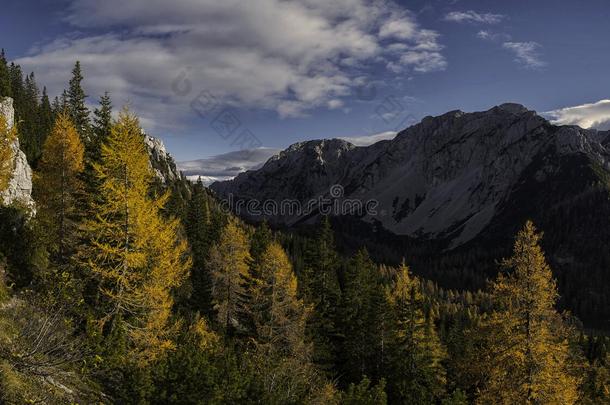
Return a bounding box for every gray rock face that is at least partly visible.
[144,134,179,184]
[0,97,34,210]
[212,104,610,247]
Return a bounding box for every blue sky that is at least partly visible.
[2,0,610,180]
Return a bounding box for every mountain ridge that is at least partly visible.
[212,102,610,248]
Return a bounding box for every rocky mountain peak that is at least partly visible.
[212,102,610,248]
[496,102,531,115]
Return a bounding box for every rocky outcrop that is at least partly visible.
[144,134,180,184]
[0,97,34,210]
[212,103,610,248]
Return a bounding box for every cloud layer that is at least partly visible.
[546,100,610,130]
[178,147,281,184]
[339,131,397,146]
[16,0,446,133]
[444,10,504,25]
[502,42,546,69]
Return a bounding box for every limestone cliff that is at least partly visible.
[0,97,34,210]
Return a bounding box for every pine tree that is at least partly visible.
[84,107,190,364]
[186,178,213,316]
[91,92,112,162]
[386,262,447,404]
[8,63,23,109]
[0,49,11,97]
[339,248,385,383]
[20,72,40,163]
[250,220,272,266]
[302,216,341,374]
[208,219,251,335]
[0,108,16,193]
[476,221,581,404]
[341,376,388,405]
[82,92,113,213]
[37,87,53,154]
[67,61,90,141]
[34,112,84,263]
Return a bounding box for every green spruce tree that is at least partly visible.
[0,49,11,97]
[339,248,385,384]
[186,178,214,316]
[302,216,341,375]
[67,61,90,143]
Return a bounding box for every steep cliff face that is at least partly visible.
[144,134,180,184]
[0,97,34,210]
[212,103,610,248]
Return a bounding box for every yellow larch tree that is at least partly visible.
[208,218,251,334]
[0,111,16,194]
[476,220,581,405]
[251,242,309,358]
[385,262,447,403]
[85,107,190,364]
[250,241,322,404]
[34,112,84,262]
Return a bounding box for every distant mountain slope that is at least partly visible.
[212,103,610,248]
[211,103,610,328]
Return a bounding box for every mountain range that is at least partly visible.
[212,103,610,327]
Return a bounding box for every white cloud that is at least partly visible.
[444,10,504,24]
[339,131,397,146]
[502,42,546,69]
[178,147,281,182]
[476,30,492,40]
[545,100,610,130]
[15,0,446,133]
[476,30,511,42]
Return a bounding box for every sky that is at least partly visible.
[2,0,610,182]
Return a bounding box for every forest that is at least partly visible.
[1,51,610,404]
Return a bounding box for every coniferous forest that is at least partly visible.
[1,52,610,404]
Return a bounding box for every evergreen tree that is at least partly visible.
[82,92,113,215]
[0,109,16,193]
[341,376,387,405]
[21,72,40,163]
[186,178,213,316]
[476,221,581,404]
[67,61,90,141]
[0,49,11,97]
[339,249,385,384]
[385,262,447,403]
[250,220,272,266]
[302,216,341,375]
[8,63,23,110]
[84,107,190,364]
[208,219,251,335]
[37,87,53,154]
[91,92,112,162]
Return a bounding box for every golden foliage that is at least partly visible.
[34,112,84,257]
[85,107,190,364]
[476,221,581,405]
[252,242,309,357]
[208,219,251,331]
